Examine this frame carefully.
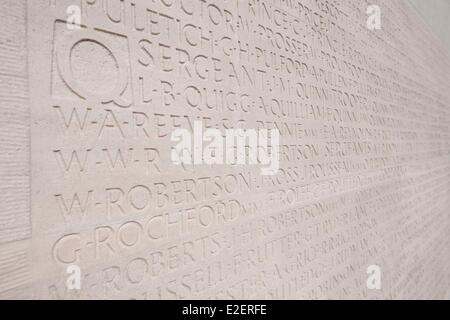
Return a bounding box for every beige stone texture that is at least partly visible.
[0,0,450,299]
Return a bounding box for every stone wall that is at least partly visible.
[0,0,449,299]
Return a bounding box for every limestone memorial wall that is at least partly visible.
[0,0,450,299]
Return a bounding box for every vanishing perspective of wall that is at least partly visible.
[410,0,450,54]
[0,0,450,299]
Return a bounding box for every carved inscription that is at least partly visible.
[28,0,450,299]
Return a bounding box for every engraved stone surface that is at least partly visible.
[0,0,450,299]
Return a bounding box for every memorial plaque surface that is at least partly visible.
[1,0,449,299]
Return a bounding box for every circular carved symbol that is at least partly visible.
[56,30,130,106]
